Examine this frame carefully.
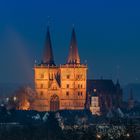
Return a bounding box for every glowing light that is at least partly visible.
[6,97,9,102]
[96,134,101,139]
[13,96,17,101]
[1,104,4,107]
[21,101,30,110]
[126,133,130,137]
[94,88,97,92]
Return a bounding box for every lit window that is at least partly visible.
[94,88,97,92]
[49,73,53,80]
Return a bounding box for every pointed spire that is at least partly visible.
[67,27,80,64]
[43,26,55,66]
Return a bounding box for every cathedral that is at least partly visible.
[31,26,123,113]
[33,27,87,112]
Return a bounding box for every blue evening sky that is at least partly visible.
[0,0,140,85]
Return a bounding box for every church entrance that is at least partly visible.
[50,95,60,111]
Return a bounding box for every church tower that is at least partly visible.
[60,27,87,110]
[34,27,60,111]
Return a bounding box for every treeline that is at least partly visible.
[0,112,95,140]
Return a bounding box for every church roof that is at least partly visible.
[67,28,80,64]
[87,79,115,93]
[43,27,55,66]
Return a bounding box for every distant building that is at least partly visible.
[90,93,100,115]
[32,27,87,111]
[87,79,123,114]
[128,88,134,109]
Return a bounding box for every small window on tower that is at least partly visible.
[78,84,80,88]
[66,92,69,96]
[77,75,80,79]
[40,84,43,88]
[78,92,80,96]
[49,73,53,80]
[41,74,44,79]
[40,91,43,96]
[67,75,70,79]
[67,84,69,88]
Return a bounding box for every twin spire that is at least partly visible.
[42,27,80,65]
[43,27,55,66]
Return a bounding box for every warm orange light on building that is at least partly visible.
[32,27,88,112]
[19,99,30,110]
[90,96,100,115]
[33,64,87,111]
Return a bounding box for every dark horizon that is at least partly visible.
[0,0,140,85]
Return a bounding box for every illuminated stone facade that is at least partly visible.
[90,96,100,115]
[33,27,87,111]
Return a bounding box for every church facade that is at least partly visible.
[33,27,87,112]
